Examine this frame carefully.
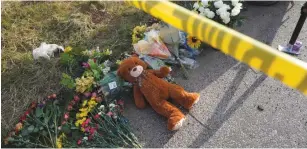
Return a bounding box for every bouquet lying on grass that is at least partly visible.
[3,47,141,148]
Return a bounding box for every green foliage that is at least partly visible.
[60,73,76,89]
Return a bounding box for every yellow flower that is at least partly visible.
[79,111,88,117]
[56,139,62,148]
[82,100,88,107]
[132,25,147,44]
[56,133,65,148]
[187,35,201,49]
[81,127,85,132]
[64,46,72,53]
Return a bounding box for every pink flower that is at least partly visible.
[82,62,90,68]
[91,92,97,98]
[106,112,113,117]
[62,121,67,125]
[90,127,97,135]
[67,105,73,111]
[64,112,69,120]
[74,95,80,102]
[77,139,82,145]
[117,100,124,106]
[84,92,91,98]
[84,127,90,132]
[82,118,91,128]
[94,114,100,120]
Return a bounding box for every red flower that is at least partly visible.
[77,139,82,145]
[93,59,97,63]
[94,114,100,120]
[51,94,57,98]
[117,100,124,106]
[64,112,69,120]
[81,118,91,128]
[67,105,73,111]
[30,101,37,109]
[89,127,97,135]
[74,95,80,102]
[24,110,30,116]
[70,100,76,106]
[20,115,26,122]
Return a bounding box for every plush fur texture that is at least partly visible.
[117,57,200,130]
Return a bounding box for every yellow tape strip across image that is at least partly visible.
[127,0,307,95]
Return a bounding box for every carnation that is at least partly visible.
[193,2,200,9]
[214,0,224,8]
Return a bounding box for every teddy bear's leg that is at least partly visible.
[152,100,185,131]
[169,84,200,110]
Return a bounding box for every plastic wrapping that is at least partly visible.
[140,55,166,70]
[133,30,171,59]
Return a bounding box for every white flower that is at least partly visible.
[193,2,200,9]
[200,11,206,17]
[198,7,206,13]
[234,2,243,9]
[214,0,224,8]
[83,137,88,141]
[98,112,102,115]
[206,10,215,18]
[231,3,242,16]
[201,0,209,7]
[222,16,231,24]
[109,103,115,108]
[98,105,105,110]
[102,67,110,75]
[231,7,241,16]
[231,0,239,6]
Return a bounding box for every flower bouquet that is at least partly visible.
[193,0,245,28]
[3,47,141,148]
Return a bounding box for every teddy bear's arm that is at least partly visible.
[133,85,146,109]
[149,66,171,78]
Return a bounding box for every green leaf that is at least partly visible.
[35,108,43,117]
[60,73,75,89]
[33,127,39,133]
[61,124,71,134]
[92,69,101,80]
[21,129,29,136]
[88,59,98,70]
[28,125,35,132]
[60,53,75,65]
[41,130,48,136]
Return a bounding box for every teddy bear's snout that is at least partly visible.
[130,65,143,78]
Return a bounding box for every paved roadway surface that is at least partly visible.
[124,1,307,147]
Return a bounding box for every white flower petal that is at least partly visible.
[214,0,224,8]
[193,2,200,9]
[201,0,209,7]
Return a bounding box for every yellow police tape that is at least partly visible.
[127,0,307,95]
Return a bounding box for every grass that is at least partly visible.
[1,1,151,137]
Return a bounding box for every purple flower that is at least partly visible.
[82,62,90,68]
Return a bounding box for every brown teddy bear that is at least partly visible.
[117,56,200,131]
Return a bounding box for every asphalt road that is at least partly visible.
[124,1,307,147]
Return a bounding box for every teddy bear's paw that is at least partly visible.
[172,118,185,131]
[188,93,200,110]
